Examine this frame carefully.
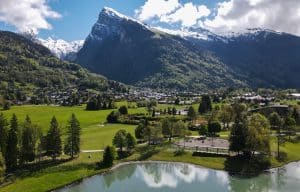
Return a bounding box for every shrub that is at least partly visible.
[118,106,128,115]
[3,101,11,110]
[106,111,120,123]
[199,124,208,136]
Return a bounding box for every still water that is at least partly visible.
[58,162,300,192]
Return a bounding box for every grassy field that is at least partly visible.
[1,104,300,192]
[1,104,143,150]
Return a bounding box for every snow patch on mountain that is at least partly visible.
[153,27,209,40]
[38,37,84,59]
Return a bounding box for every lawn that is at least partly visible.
[1,104,138,150]
[270,137,300,167]
[148,149,226,170]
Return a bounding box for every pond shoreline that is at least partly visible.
[51,159,300,192]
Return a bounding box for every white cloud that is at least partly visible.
[136,0,210,27]
[204,0,300,36]
[136,0,300,36]
[0,0,61,34]
[161,3,211,26]
[136,0,180,21]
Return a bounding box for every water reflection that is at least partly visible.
[102,164,137,188]
[137,163,225,188]
[57,162,300,192]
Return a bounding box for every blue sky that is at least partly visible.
[0,0,300,41]
[0,0,220,41]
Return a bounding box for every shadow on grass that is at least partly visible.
[174,149,187,156]
[192,152,229,158]
[276,151,288,162]
[224,155,271,176]
[116,151,133,160]
[136,145,159,160]
[15,158,98,179]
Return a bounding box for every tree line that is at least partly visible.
[86,95,116,111]
[0,113,81,175]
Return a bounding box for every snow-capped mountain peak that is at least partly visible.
[102,7,130,20]
[38,37,84,59]
[100,7,147,27]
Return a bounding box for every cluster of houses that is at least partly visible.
[232,92,275,106]
[116,89,201,105]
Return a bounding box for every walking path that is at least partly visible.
[81,150,104,153]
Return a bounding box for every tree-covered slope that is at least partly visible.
[0,30,124,95]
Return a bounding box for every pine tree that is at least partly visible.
[20,115,35,164]
[64,114,81,158]
[161,118,172,140]
[198,95,212,114]
[113,129,127,152]
[229,118,247,154]
[5,114,18,172]
[187,106,197,121]
[284,116,296,141]
[102,146,115,167]
[291,107,300,125]
[135,123,145,140]
[0,113,8,157]
[125,133,136,150]
[46,116,62,160]
[172,107,177,115]
[269,112,284,159]
[0,152,5,180]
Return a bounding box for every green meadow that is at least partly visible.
[1,103,300,192]
[1,103,147,150]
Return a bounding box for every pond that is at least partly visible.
[57,162,300,192]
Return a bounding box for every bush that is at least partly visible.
[174,149,186,156]
[118,106,128,115]
[106,111,120,123]
[208,121,221,136]
[3,101,11,110]
[292,135,300,143]
[199,124,208,136]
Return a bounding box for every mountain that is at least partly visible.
[0,30,125,97]
[76,7,300,90]
[38,37,84,60]
[186,28,300,88]
[76,7,246,91]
